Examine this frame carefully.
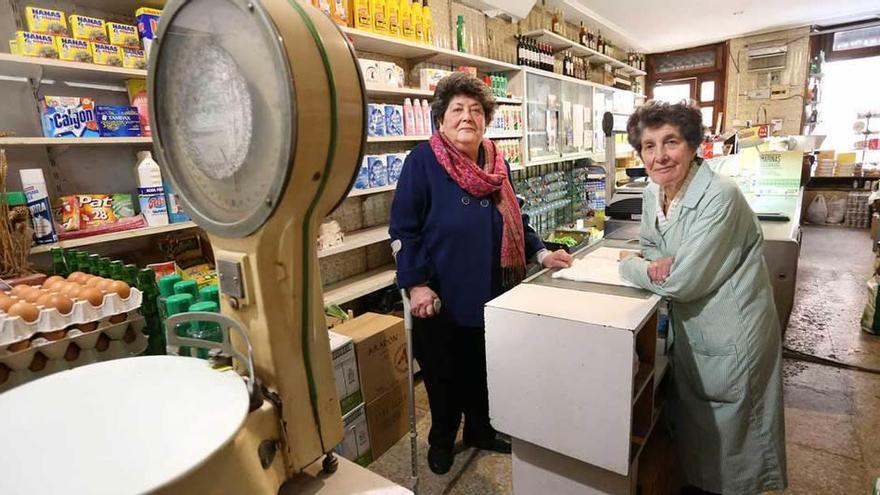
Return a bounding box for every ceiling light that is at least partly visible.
[733,10,744,15]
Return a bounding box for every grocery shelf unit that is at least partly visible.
[30,222,198,254]
[520,29,647,77]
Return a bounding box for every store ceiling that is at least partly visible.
[554,0,880,53]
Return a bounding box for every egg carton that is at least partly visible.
[0,288,143,347]
[0,315,148,394]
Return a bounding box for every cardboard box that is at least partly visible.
[329,330,363,415]
[332,313,407,404]
[335,403,373,466]
[364,379,410,460]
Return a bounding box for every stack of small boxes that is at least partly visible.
[11,6,159,70]
[845,190,871,229]
[354,152,409,192]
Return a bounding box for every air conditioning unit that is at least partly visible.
[747,43,788,72]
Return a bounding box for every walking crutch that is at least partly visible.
[391,240,441,495]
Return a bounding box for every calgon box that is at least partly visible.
[40,96,99,138]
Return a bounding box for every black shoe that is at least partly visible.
[427,445,454,474]
[464,434,512,454]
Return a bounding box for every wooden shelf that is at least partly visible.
[367,135,430,143]
[30,222,198,254]
[526,151,594,167]
[496,97,523,104]
[323,265,397,306]
[0,137,152,146]
[521,30,647,76]
[342,27,520,73]
[348,184,396,197]
[485,130,524,139]
[632,362,655,403]
[365,83,434,98]
[0,53,146,84]
[318,225,390,258]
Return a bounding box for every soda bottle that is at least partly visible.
[98,257,112,278]
[199,284,220,307]
[123,264,139,288]
[158,274,183,327]
[165,293,194,357]
[76,251,90,274]
[188,301,222,360]
[66,249,80,273]
[110,261,125,281]
[51,248,68,277]
[174,279,199,301]
[138,268,164,355]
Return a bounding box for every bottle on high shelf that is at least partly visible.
[551,8,561,34]
[423,0,434,45]
[412,0,424,43]
[579,22,587,46]
[597,30,604,54]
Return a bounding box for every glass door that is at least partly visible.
[525,71,563,163]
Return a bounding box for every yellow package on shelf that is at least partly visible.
[837,152,857,165]
[14,31,58,59]
[70,15,107,43]
[90,42,122,67]
[56,37,92,63]
[9,39,18,55]
[121,47,146,69]
[24,7,68,36]
[107,22,139,49]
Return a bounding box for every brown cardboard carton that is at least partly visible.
[332,312,408,403]
[364,379,409,460]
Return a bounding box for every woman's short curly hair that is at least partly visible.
[431,72,497,128]
[626,101,704,154]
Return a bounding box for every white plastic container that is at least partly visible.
[19,169,58,245]
[413,99,425,136]
[135,151,169,226]
[422,99,433,135]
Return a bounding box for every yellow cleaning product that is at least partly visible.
[422,0,434,45]
[399,0,413,40]
[411,0,423,43]
[370,0,388,34]
[387,0,400,37]
[331,0,348,26]
[352,0,371,30]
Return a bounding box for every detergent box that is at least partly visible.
[121,47,146,69]
[15,31,58,58]
[90,42,122,66]
[56,37,91,63]
[40,96,99,138]
[107,22,139,48]
[69,15,107,42]
[24,7,68,36]
[136,7,161,57]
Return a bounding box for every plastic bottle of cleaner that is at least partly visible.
[411,0,423,43]
[422,0,434,45]
[312,0,332,17]
[353,0,371,30]
[369,0,388,34]
[164,182,190,224]
[330,0,348,26]
[19,168,58,244]
[135,151,169,227]
[386,0,399,36]
[403,98,415,136]
[399,0,413,40]
[421,99,432,134]
[413,99,424,136]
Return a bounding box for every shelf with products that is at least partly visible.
[0,137,152,146]
[364,83,434,98]
[366,135,431,143]
[30,222,198,254]
[520,30,646,76]
[0,53,146,84]
[486,130,524,139]
[348,184,397,197]
[323,265,397,306]
[318,225,390,259]
[341,26,519,73]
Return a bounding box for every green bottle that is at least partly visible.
[158,274,183,328]
[66,249,80,273]
[87,254,101,275]
[456,15,466,53]
[123,264,139,288]
[199,285,220,307]
[165,293,195,357]
[138,268,164,356]
[109,261,125,281]
[98,257,112,278]
[51,248,68,277]
[188,301,222,359]
[173,279,199,301]
[76,251,89,274]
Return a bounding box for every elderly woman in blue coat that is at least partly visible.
[618,102,786,494]
[390,72,571,474]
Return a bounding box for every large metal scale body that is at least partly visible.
[0,1,410,493]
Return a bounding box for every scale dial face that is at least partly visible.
[150,0,294,237]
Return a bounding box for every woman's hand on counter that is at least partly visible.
[648,257,675,284]
[619,250,641,261]
[542,249,573,268]
[409,285,439,318]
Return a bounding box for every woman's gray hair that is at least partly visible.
[626,100,704,154]
[430,72,497,128]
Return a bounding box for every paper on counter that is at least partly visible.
[552,247,639,288]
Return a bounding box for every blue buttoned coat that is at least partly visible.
[389,142,545,328]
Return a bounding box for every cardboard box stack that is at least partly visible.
[332,313,410,462]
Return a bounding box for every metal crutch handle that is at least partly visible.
[165,311,257,397]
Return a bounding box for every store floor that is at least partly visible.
[368,226,880,494]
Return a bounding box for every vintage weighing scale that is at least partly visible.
[0,1,410,493]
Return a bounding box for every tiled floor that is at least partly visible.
[369,226,880,494]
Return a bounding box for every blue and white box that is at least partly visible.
[96,105,141,137]
[386,153,405,185]
[368,104,385,137]
[384,105,404,137]
[354,157,372,190]
[368,155,388,187]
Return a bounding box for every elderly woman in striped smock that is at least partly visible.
[618,102,786,495]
